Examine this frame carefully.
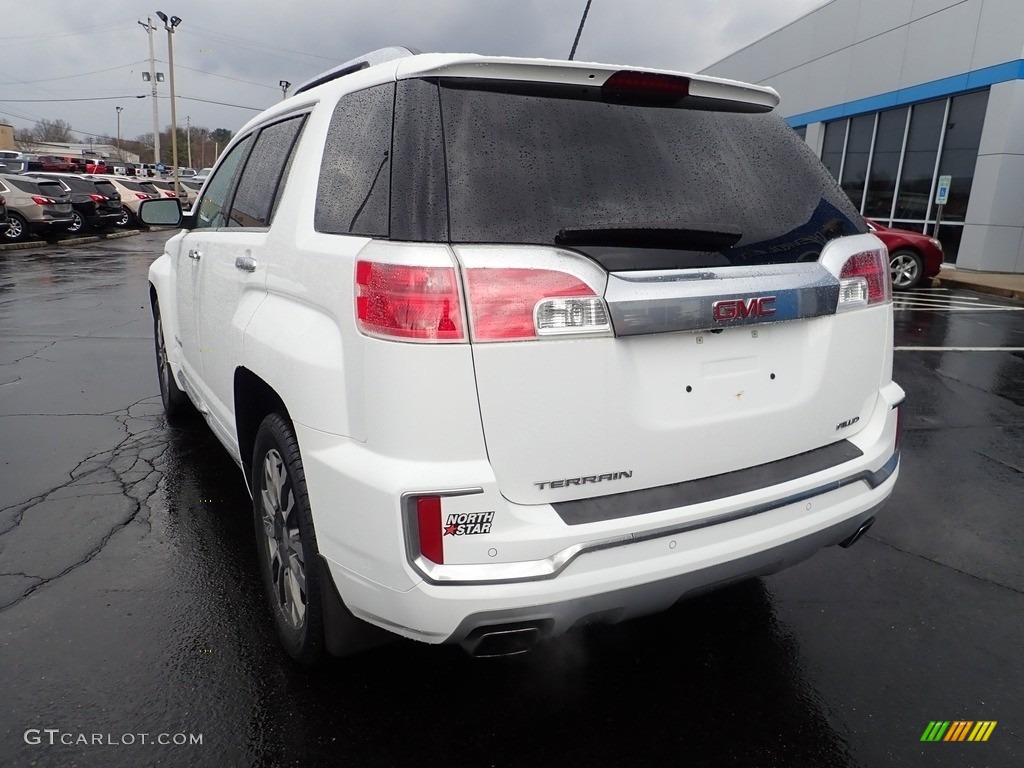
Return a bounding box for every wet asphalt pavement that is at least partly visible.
[1,232,1022,767]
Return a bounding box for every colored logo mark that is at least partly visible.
[921,721,997,742]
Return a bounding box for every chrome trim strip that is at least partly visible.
[412,452,899,586]
[605,262,839,336]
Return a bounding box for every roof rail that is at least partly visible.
[293,46,420,96]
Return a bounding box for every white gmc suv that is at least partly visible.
[144,47,904,663]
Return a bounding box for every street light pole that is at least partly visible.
[116,106,123,162]
[138,18,161,165]
[279,80,291,100]
[157,11,182,197]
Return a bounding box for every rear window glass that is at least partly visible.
[36,182,67,197]
[434,79,865,267]
[61,177,95,193]
[315,83,393,238]
[4,177,39,193]
[93,181,118,197]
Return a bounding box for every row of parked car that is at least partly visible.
[0,171,203,242]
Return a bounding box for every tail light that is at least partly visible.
[465,268,610,341]
[163,191,175,198]
[838,248,891,309]
[88,194,105,202]
[415,496,444,564]
[31,196,55,205]
[355,259,612,343]
[355,261,465,341]
[603,70,690,102]
[135,193,149,200]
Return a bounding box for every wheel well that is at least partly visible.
[234,368,289,489]
[149,283,158,315]
[891,245,922,258]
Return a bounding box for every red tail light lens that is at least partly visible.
[31,196,55,205]
[839,249,891,306]
[415,496,444,564]
[135,193,149,200]
[356,260,465,341]
[465,268,604,341]
[88,194,105,202]
[603,70,690,101]
[164,191,175,198]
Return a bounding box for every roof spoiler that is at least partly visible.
[293,46,420,96]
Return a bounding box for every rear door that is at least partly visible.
[426,71,890,505]
[192,114,307,445]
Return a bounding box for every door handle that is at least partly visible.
[235,255,257,273]
[187,248,202,260]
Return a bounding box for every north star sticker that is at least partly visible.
[443,523,459,536]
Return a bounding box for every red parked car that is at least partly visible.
[866,219,944,291]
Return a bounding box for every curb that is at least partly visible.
[935,275,1024,302]
[0,228,147,252]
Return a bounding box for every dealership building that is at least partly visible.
[703,0,1024,274]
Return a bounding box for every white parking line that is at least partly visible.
[894,294,1023,311]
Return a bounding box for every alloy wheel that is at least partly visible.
[259,448,306,631]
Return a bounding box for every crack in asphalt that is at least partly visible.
[0,339,63,368]
[865,534,1024,597]
[0,395,170,612]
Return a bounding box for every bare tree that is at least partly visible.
[33,119,75,142]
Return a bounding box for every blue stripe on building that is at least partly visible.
[786,59,1024,127]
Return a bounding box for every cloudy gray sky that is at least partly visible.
[0,0,825,144]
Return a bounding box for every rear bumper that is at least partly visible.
[29,216,73,233]
[449,498,886,654]
[314,446,898,645]
[301,383,903,648]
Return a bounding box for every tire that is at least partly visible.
[114,206,133,228]
[890,249,924,291]
[3,212,28,242]
[153,301,193,423]
[252,413,326,665]
[66,211,85,235]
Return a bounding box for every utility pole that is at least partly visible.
[116,106,123,162]
[138,18,161,165]
[156,11,183,197]
[186,115,192,168]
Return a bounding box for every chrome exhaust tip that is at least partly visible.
[462,622,547,657]
[839,517,875,549]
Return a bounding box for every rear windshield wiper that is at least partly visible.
[556,223,742,252]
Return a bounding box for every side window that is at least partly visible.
[195,135,253,229]
[315,83,393,237]
[226,115,307,228]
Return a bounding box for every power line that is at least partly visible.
[0,95,146,103]
[0,60,148,85]
[0,18,137,43]
[184,24,335,62]
[162,94,263,111]
[172,63,280,91]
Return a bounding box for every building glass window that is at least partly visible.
[821,119,846,181]
[840,114,873,211]
[864,106,907,218]
[894,99,945,221]
[936,89,989,223]
[792,125,807,141]
[817,87,988,263]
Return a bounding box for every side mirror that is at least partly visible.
[139,197,183,227]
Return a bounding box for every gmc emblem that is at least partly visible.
[713,296,777,322]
